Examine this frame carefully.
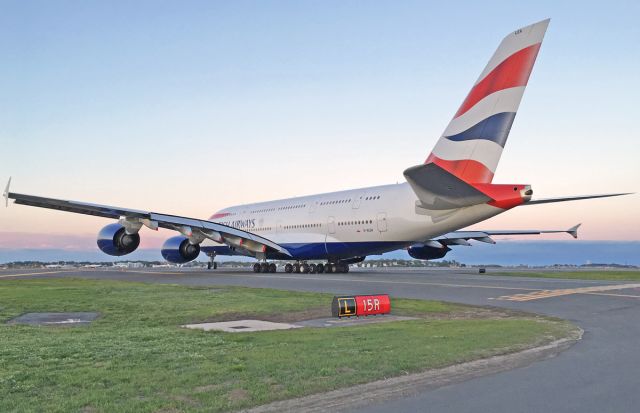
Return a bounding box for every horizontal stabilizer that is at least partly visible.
[435,223,582,245]
[483,224,581,238]
[403,163,491,210]
[525,193,632,205]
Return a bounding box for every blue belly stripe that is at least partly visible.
[201,241,411,260]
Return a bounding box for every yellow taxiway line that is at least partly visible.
[497,283,640,301]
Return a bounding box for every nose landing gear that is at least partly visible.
[206,253,217,270]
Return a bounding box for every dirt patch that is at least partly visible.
[170,395,200,407]
[194,384,222,393]
[411,304,547,321]
[194,380,237,393]
[228,388,250,403]
[336,366,356,374]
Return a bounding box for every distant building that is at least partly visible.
[113,262,145,268]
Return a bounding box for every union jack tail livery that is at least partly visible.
[426,19,550,184]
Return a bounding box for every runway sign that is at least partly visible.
[332,295,391,317]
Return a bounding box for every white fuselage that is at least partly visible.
[203,182,506,260]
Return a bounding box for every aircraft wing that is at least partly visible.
[4,181,292,258]
[433,224,581,246]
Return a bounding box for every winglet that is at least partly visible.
[567,223,581,239]
[3,177,11,208]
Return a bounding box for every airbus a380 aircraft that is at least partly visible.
[4,19,630,274]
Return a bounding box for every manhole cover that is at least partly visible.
[7,312,99,326]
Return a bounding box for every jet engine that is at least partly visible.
[161,236,201,264]
[97,223,140,256]
[407,243,451,260]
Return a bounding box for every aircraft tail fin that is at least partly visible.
[426,19,550,183]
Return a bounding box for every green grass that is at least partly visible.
[490,271,640,281]
[0,278,574,412]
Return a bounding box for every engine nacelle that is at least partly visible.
[407,243,451,260]
[161,236,201,264]
[97,223,141,256]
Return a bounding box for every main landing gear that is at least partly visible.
[253,262,277,273]
[283,262,349,274]
[251,261,350,274]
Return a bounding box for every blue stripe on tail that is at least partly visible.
[444,112,517,148]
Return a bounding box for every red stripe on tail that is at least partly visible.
[426,154,495,183]
[454,43,541,119]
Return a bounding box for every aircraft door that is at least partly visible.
[327,216,336,234]
[352,194,364,209]
[276,221,283,233]
[377,212,388,232]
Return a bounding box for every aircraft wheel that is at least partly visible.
[343,264,350,273]
[316,263,324,273]
[301,263,310,274]
[207,262,212,270]
[253,263,261,273]
[269,263,277,273]
[284,263,293,273]
[325,263,333,273]
[293,263,300,273]
[213,262,217,270]
[260,262,269,273]
[309,263,317,274]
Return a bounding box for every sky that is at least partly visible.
[1,0,639,250]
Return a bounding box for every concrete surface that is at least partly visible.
[182,319,301,333]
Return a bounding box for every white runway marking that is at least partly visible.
[0,270,76,279]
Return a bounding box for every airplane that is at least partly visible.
[3,19,631,274]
